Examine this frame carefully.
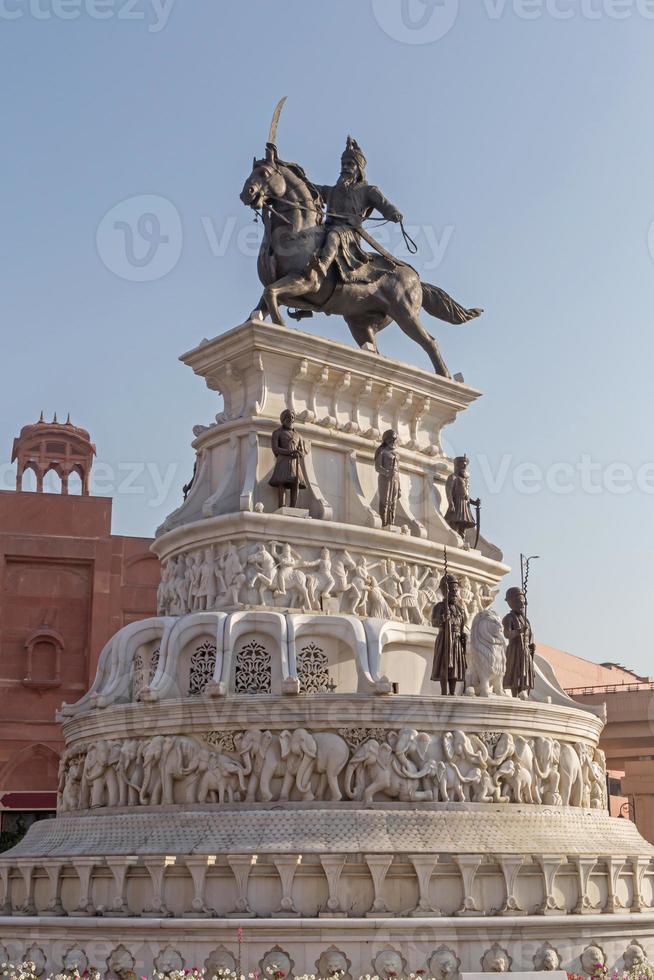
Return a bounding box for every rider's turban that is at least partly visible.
[341,136,367,177]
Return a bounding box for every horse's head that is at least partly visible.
[240,145,287,211]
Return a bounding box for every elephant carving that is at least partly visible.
[116,738,143,806]
[60,759,84,812]
[533,737,562,805]
[279,728,349,801]
[80,739,119,808]
[558,742,585,807]
[391,728,444,773]
[344,738,433,803]
[196,749,247,803]
[494,758,533,803]
[443,730,489,780]
[139,735,167,805]
[236,729,293,803]
[159,735,204,804]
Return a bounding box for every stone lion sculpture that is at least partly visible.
[107,945,135,980]
[534,944,561,971]
[259,946,294,979]
[467,609,507,697]
[428,945,460,979]
[481,944,512,973]
[24,946,46,978]
[580,944,605,976]
[372,948,406,979]
[624,942,648,971]
[154,947,183,975]
[205,946,237,978]
[315,946,351,979]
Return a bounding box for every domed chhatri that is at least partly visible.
[2,113,654,976]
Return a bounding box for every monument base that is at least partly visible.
[2,913,654,977]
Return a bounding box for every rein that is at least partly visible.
[254,194,419,254]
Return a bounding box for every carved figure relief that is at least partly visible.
[58,726,604,810]
[156,540,501,631]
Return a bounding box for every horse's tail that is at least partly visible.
[421,281,483,325]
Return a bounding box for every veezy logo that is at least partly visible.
[371,0,460,44]
[96,194,183,282]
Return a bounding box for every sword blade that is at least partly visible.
[268,96,287,146]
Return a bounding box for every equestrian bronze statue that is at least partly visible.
[239,99,483,378]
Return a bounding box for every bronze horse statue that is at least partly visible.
[239,109,482,377]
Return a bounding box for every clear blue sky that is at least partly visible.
[3,0,654,672]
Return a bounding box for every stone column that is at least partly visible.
[272,855,301,917]
[629,854,651,912]
[408,855,440,917]
[184,856,217,917]
[0,863,12,914]
[15,860,36,916]
[319,854,347,917]
[573,856,598,914]
[226,855,256,918]
[535,854,564,915]
[71,857,102,916]
[602,854,627,913]
[105,856,138,917]
[454,855,482,916]
[143,856,175,917]
[364,854,394,917]
[498,855,527,915]
[42,861,65,916]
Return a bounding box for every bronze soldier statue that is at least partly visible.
[269,409,306,509]
[374,429,401,528]
[431,573,468,696]
[308,136,403,281]
[445,454,480,546]
[502,587,535,698]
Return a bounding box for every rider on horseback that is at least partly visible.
[309,136,404,282]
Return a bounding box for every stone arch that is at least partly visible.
[223,612,286,694]
[23,626,64,689]
[159,613,226,700]
[0,743,60,792]
[289,615,369,693]
[373,620,435,695]
[67,466,84,495]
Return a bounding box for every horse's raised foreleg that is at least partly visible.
[264,270,321,327]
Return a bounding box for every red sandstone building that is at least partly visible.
[0,417,159,846]
[1,416,653,848]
